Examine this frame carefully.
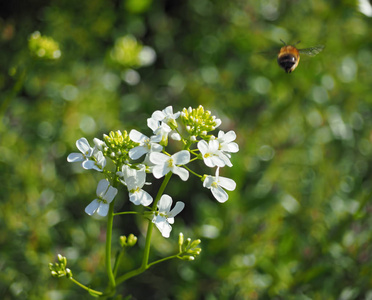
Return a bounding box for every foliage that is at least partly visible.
[1,0,372,299]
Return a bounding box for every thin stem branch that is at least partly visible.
[69,277,103,297]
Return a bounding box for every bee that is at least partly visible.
[277,40,325,73]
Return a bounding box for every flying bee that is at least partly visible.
[277,40,325,73]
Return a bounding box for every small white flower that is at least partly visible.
[93,138,107,151]
[67,137,93,163]
[129,129,163,160]
[152,194,185,238]
[197,140,232,168]
[85,179,118,217]
[216,130,239,154]
[149,150,190,181]
[82,150,106,172]
[203,168,236,203]
[150,106,180,128]
[117,164,153,206]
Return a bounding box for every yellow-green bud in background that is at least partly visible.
[120,234,138,248]
[28,31,61,60]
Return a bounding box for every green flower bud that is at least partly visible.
[178,232,184,247]
[102,130,138,166]
[127,234,138,247]
[180,105,221,140]
[119,235,127,248]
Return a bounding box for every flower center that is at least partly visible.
[167,158,174,168]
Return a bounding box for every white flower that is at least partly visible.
[129,129,163,160]
[197,140,232,168]
[216,130,239,154]
[93,138,107,151]
[203,168,236,203]
[149,150,190,181]
[152,194,185,238]
[117,164,153,206]
[85,179,118,217]
[149,106,180,128]
[82,150,106,172]
[67,137,93,163]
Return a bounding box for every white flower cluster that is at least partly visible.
[67,106,239,238]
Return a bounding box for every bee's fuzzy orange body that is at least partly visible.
[277,45,300,73]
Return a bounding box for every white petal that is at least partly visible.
[103,186,118,202]
[170,132,181,141]
[197,140,209,155]
[82,160,96,170]
[172,150,190,165]
[130,189,153,206]
[67,153,84,162]
[209,140,220,152]
[218,177,236,191]
[211,186,229,203]
[203,157,216,168]
[152,110,165,121]
[76,138,92,156]
[168,201,185,218]
[149,152,169,164]
[152,164,170,179]
[147,117,159,132]
[97,203,110,216]
[150,134,162,143]
[219,153,232,167]
[96,179,110,197]
[172,166,189,181]
[129,146,148,160]
[150,143,163,152]
[153,217,172,238]
[129,129,148,143]
[158,194,172,213]
[85,199,100,215]
[203,175,214,188]
[221,142,239,153]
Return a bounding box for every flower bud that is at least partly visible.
[178,232,184,247]
[127,234,138,247]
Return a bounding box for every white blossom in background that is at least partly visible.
[129,129,163,160]
[85,179,118,217]
[152,194,185,238]
[149,150,190,181]
[117,164,153,206]
[203,168,236,203]
[67,137,93,163]
[197,140,232,168]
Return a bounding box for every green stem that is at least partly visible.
[69,277,103,297]
[105,201,116,289]
[113,211,139,216]
[183,165,202,178]
[141,172,173,268]
[116,253,180,285]
[115,172,173,286]
[113,249,124,277]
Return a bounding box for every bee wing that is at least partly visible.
[298,45,325,56]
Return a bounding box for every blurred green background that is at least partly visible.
[1,0,372,299]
